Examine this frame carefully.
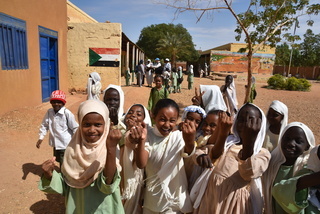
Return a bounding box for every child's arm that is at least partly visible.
[181,120,197,155]
[210,112,233,160]
[109,108,119,125]
[41,157,56,180]
[191,87,203,106]
[296,170,320,192]
[129,122,148,169]
[104,125,122,185]
[66,110,79,134]
[36,111,50,148]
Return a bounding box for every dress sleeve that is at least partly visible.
[147,89,154,111]
[38,170,67,195]
[238,148,271,181]
[39,111,50,140]
[272,176,309,213]
[98,170,121,195]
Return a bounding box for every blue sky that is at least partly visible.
[70,0,320,51]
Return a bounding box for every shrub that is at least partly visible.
[267,75,311,91]
[267,74,286,89]
[286,77,311,91]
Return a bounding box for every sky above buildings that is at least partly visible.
[71,0,320,51]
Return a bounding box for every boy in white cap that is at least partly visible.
[36,90,79,167]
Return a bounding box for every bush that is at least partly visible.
[267,74,311,91]
[286,77,311,91]
[267,74,286,89]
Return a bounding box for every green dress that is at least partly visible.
[147,86,169,113]
[272,165,319,214]
[39,170,124,214]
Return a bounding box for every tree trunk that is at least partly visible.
[244,49,253,104]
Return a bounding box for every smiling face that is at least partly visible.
[281,126,309,165]
[103,89,120,112]
[153,106,179,136]
[125,105,145,126]
[185,112,203,130]
[81,112,105,143]
[154,76,163,89]
[202,113,219,136]
[50,100,65,113]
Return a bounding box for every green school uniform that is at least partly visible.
[272,165,319,214]
[147,86,169,112]
[39,170,124,214]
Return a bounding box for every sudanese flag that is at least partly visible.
[89,48,120,67]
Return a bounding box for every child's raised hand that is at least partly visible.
[41,157,56,180]
[106,123,122,149]
[218,111,233,135]
[181,120,196,143]
[239,111,262,159]
[109,107,119,125]
[128,121,147,145]
[191,87,204,106]
[125,117,137,130]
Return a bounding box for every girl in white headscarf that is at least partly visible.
[195,103,270,214]
[221,75,238,118]
[192,85,227,113]
[39,100,124,214]
[262,122,316,214]
[87,72,102,100]
[121,104,151,214]
[263,100,288,152]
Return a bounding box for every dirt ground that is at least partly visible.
[0,74,319,213]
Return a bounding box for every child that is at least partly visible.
[220,75,238,117]
[263,100,288,152]
[36,90,78,167]
[125,67,131,86]
[192,85,227,113]
[121,104,151,214]
[87,72,102,100]
[187,65,194,90]
[196,103,271,213]
[180,105,206,187]
[38,99,125,214]
[127,98,196,213]
[147,75,169,118]
[171,67,178,93]
[306,145,320,212]
[262,122,315,214]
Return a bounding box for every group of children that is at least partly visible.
[37,75,320,214]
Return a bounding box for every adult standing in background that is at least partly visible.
[163,58,171,74]
[145,59,154,87]
[86,72,102,100]
[136,60,145,87]
[153,58,162,75]
[177,66,183,93]
[204,63,209,76]
[187,64,194,90]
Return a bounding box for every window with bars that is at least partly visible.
[0,13,28,70]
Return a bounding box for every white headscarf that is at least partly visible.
[61,100,110,188]
[87,72,102,100]
[103,84,125,119]
[267,100,288,136]
[181,105,206,121]
[263,122,315,214]
[200,85,227,113]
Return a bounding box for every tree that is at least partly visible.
[158,0,320,103]
[300,29,320,66]
[136,23,199,65]
[275,43,291,66]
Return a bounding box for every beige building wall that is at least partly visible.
[0,0,68,115]
[67,23,122,91]
[67,1,98,23]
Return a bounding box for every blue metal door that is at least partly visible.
[39,26,58,102]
